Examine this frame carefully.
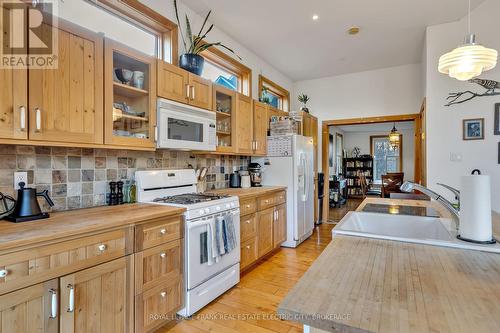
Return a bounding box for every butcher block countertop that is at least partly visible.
[0,204,185,253]
[208,186,287,199]
[278,198,500,333]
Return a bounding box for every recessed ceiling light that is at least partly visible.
[348,26,360,35]
[312,15,319,21]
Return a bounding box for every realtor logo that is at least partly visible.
[1,0,58,68]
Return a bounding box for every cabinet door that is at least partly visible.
[273,204,287,248]
[235,94,254,154]
[240,237,258,270]
[257,207,274,257]
[0,5,28,140]
[29,21,103,144]
[157,61,189,104]
[253,101,268,155]
[188,74,212,110]
[214,85,237,153]
[60,257,133,333]
[0,279,58,333]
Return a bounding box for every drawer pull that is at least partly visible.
[160,291,167,298]
[0,269,8,278]
[160,252,167,258]
[245,204,251,208]
[265,200,269,204]
[98,244,107,251]
[67,284,75,313]
[160,228,167,235]
[245,220,251,224]
[246,245,251,249]
[49,289,58,319]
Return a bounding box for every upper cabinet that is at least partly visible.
[157,61,212,110]
[253,101,268,156]
[29,21,104,145]
[235,94,254,155]
[104,39,157,149]
[214,85,237,153]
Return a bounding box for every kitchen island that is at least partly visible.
[278,198,500,333]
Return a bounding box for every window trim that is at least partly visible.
[335,133,344,175]
[92,0,179,63]
[370,135,403,180]
[201,46,252,97]
[258,75,290,112]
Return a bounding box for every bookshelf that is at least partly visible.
[343,156,374,197]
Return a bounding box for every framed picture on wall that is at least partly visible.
[495,103,500,135]
[463,118,484,140]
[498,142,500,164]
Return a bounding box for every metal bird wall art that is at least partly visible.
[446,78,500,106]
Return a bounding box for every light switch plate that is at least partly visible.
[450,152,463,162]
[14,171,28,189]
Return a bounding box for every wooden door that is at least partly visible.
[29,21,103,144]
[253,101,268,155]
[258,207,274,257]
[273,204,287,248]
[188,74,212,110]
[157,61,189,104]
[0,279,58,333]
[59,257,133,333]
[0,5,28,141]
[236,94,253,154]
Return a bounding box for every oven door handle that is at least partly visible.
[187,218,213,230]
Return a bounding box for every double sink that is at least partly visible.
[333,204,500,253]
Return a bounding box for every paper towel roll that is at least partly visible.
[459,175,492,242]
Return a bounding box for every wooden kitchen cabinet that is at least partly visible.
[257,207,275,257]
[253,101,268,155]
[29,21,104,145]
[0,279,58,333]
[273,204,287,248]
[157,61,212,110]
[59,256,134,333]
[214,85,237,153]
[235,94,254,154]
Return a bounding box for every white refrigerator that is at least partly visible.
[252,135,315,248]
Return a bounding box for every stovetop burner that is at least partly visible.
[153,193,229,205]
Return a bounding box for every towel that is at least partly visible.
[207,217,219,266]
[222,213,237,253]
[215,216,225,256]
[206,213,238,266]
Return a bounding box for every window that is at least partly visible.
[201,47,252,96]
[335,133,344,175]
[370,135,403,181]
[54,0,178,62]
[258,75,290,111]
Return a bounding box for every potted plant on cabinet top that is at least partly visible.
[173,0,241,76]
[298,94,310,113]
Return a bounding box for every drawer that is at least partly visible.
[136,276,183,333]
[135,240,182,295]
[240,237,258,270]
[275,191,286,205]
[0,229,129,295]
[240,214,257,242]
[240,198,257,215]
[258,193,276,210]
[135,216,183,251]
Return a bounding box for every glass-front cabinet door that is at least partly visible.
[104,38,157,149]
[213,85,237,153]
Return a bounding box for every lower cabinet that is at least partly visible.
[273,204,287,248]
[258,207,275,257]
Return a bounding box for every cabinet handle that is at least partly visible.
[35,108,42,132]
[0,269,8,278]
[160,291,167,298]
[186,84,191,99]
[276,210,279,221]
[160,252,167,258]
[246,245,251,249]
[255,141,259,150]
[160,228,167,235]
[245,204,251,208]
[49,289,58,319]
[191,85,195,101]
[98,244,107,251]
[67,284,75,313]
[154,125,158,143]
[245,220,251,224]
[265,200,269,204]
[19,106,26,131]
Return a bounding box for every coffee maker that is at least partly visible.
[248,162,263,187]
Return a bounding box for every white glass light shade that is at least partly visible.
[438,44,498,81]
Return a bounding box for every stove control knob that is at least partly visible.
[216,206,221,211]
[199,210,205,215]
[230,202,235,207]
[225,204,230,209]
[205,208,210,214]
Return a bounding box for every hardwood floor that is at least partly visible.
[159,199,361,333]
[328,198,363,223]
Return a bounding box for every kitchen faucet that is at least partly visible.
[400,181,460,232]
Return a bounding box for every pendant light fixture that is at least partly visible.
[388,123,400,148]
[438,0,497,81]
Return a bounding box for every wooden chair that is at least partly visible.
[359,174,382,198]
[381,173,404,198]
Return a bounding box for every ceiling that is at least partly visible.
[336,121,414,133]
[182,0,486,81]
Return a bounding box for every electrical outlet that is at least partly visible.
[14,171,28,189]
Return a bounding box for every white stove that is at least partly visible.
[136,169,240,317]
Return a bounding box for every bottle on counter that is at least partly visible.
[128,180,136,203]
[109,181,118,206]
[117,181,124,205]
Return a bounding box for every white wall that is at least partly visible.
[140,0,293,98]
[425,0,500,212]
[293,63,423,173]
[343,128,415,181]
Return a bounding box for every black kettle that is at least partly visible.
[230,171,241,188]
[6,182,54,222]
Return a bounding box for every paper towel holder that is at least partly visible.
[457,234,496,244]
[471,169,481,175]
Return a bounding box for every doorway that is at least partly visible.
[321,113,425,223]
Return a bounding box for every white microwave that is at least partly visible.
[157,98,216,151]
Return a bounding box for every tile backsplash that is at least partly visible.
[0,145,249,211]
